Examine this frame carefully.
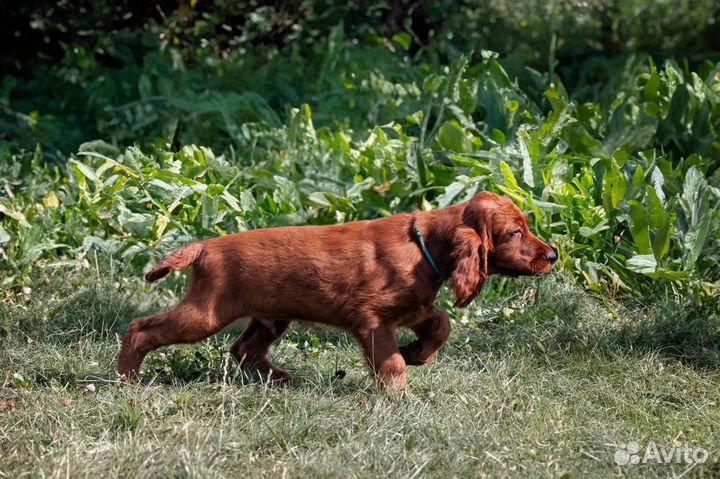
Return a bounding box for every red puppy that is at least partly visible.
[118,192,557,390]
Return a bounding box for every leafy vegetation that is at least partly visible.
[2,53,719,299]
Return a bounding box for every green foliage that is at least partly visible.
[1,2,719,304]
[148,343,235,383]
[2,54,720,300]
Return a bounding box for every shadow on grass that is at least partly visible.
[1,282,149,343]
[457,274,720,371]
[7,272,720,392]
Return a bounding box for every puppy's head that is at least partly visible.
[451,192,557,307]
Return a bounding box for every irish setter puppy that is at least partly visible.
[117,192,557,390]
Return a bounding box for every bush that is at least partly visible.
[2,54,719,301]
[1,3,719,307]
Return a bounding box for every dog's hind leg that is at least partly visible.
[230,318,292,384]
[117,301,236,379]
[399,306,450,366]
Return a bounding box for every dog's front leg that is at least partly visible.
[399,306,451,366]
[354,325,408,392]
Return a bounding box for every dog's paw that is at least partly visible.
[265,368,293,387]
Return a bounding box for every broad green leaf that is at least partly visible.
[488,59,513,88]
[499,161,523,194]
[626,254,657,274]
[508,133,542,190]
[628,200,651,254]
[221,191,242,212]
[118,209,154,238]
[644,270,688,280]
[207,184,225,197]
[121,243,146,259]
[650,166,665,203]
[643,73,660,100]
[531,200,566,212]
[663,59,684,86]
[645,185,666,229]
[644,182,672,262]
[405,110,424,126]
[602,161,626,210]
[578,222,609,238]
[647,270,688,281]
[447,54,470,103]
[200,194,219,230]
[323,192,354,212]
[154,215,170,239]
[684,212,715,270]
[347,177,374,199]
[651,217,672,263]
[666,84,691,130]
[490,129,507,145]
[78,140,120,158]
[437,177,469,208]
[437,121,469,152]
[423,74,444,93]
[70,160,99,185]
[680,166,718,270]
[391,32,412,51]
[307,192,331,207]
[458,78,478,114]
[680,166,708,227]
[240,191,256,211]
[601,123,657,156]
[631,165,645,194]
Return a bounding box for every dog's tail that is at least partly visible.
[145,242,205,283]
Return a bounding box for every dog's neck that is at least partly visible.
[413,205,466,281]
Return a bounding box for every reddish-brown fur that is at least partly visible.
[117,192,557,390]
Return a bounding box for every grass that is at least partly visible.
[1,272,720,478]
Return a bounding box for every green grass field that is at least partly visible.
[2,272,719,478]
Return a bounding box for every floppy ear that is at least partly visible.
[451,226,492,308]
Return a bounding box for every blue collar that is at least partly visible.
[413,224,442,278]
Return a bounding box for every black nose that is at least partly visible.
[546,245,558,263]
